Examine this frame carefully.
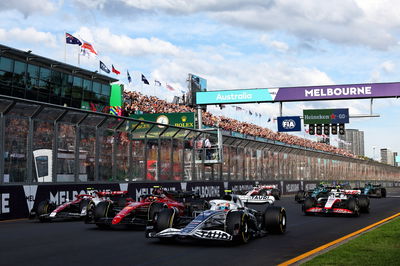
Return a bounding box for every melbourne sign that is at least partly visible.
[195,82,400,104]
[303,109,349,124]
[277,116,301,132]
[130,112,195,128]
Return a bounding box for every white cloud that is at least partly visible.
[74,27,181,57]
[0,0,59,17]
[0,27,57,47]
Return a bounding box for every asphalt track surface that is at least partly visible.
[1,189,400,266]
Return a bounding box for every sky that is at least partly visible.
[1,0,400,160]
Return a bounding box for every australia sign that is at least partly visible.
[277,116,302,132]
[195,82,400,105]
[303,109,349,124]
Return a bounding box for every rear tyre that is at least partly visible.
[375,189,382,198]
[225,211,250,244]
[295,190,305,203]
[358,195,370,213]
[264,206,286,234]
[271,189,281,200]
[347,198,360,217]
[79,199,91,216]
[94,201,111,228]
[303,197,316,215]
[381,188,387,198]
[148,202,167,222]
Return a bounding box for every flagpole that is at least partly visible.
[78,46,80,66]
[64,31,66,63]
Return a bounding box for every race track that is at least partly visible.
[1,189,400,266]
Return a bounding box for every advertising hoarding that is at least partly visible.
[277,116,302,132]
[130,112,195,128]
[195,82,400,105]
[303,109,349,124]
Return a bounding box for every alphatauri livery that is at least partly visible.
[237,184,280,203]
[146,194,286,244]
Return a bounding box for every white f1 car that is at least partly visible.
[303,189,370,216]
[237,184,281,203]
[146,194,286,244]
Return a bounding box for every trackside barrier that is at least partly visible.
[0,180,398,220]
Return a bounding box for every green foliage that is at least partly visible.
[303,217,400,265]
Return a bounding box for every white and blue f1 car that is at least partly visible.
[146,194,286,244]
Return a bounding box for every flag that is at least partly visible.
[236,106,242,111]
[166,84,175,91]
[154,80,161,86]
[112,65,120,75]
[181,90,186,94]
[141,74,149,85]
[127,70,132,83]
[99,61,110,73]
[66,33,82,45]
[81,40,97,55]
[267,118,271,122]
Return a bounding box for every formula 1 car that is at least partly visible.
[86,187,204,228]
[237,184,281,201]
[146,194,286,244]
[355,183,386,198]
[30,189,128,222]
[302,189,370,216]
[295,182,349,203]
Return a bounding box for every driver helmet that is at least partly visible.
[152,187,163,195]
[216,202,230,211]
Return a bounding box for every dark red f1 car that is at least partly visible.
[85,187,204,228]
[30,189,128,222]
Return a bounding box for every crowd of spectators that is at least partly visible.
[123,90,356,158]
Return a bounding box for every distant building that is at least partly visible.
[338,129,364,156]
[380,148,395,166]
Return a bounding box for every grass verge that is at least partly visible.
[303,217,400,265]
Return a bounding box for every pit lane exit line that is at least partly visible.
[278,212,400,266]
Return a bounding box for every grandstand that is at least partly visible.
[0,44,117,112]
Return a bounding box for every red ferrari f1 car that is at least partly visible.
[85,186,205,228]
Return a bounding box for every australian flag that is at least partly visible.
[99,61,110,74]
[66,33,82,46]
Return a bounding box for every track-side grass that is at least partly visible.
[303,217,400,266]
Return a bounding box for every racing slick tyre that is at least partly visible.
[375,189,382,198]
[302,197,316,215]
[225,211,251,244]
[259,190,268,196]
[116,197,128,207]
[264,206,286,234]
[37,200,55,222]
[79,199,91,216]
[295,190,305,203]
[148,202,167,222]
[94,201,111,228]
[381,188,387,198]
[271,189,281,200]
[358,195,370,213]
[346,198,360,217]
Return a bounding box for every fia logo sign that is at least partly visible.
[282,119,296,129]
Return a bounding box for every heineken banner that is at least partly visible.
[196,82,400,104]
[303,108,349,124]
[130,112,195,128]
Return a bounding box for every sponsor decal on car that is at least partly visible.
[195,230,233,240]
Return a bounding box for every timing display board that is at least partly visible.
[196,82,400,105]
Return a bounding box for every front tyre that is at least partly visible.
[264,206,286,234]
[295,190,305,203]
[358,195,370,213]
[37,200,55,222]
[225,211,250,244]
[155,208,176,233]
